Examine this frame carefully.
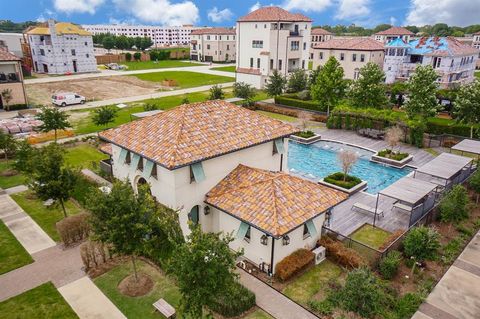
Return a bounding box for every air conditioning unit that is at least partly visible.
[313,246,326,265]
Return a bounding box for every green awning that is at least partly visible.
[118,148,128,163]
[274,138,285,154]
[236,222,250,239]
[306,220,318,237]
[191,162,206,183]
[131,154,141,171]
[143,160,155,178]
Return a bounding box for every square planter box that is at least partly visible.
[319,179,368,195]
[290,134,322,145]
[371,152,413,168]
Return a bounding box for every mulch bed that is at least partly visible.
[118,273,154,297]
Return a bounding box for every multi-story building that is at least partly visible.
[0,33,24,58]
[83,24,199,47]
[0,48,27,109]
[26,20,96,74]
[309,27,333,59]
[473,31,480,49]
[384,37,479,88]
[236,6,312,89]
[190,28,236,62]
[311,37,385,79]
[373,26,414,44]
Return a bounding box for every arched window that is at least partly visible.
[188,205,199,225]
[136,177,151,194]
[353,68,360,80]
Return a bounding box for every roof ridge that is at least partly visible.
[168,104,190,167]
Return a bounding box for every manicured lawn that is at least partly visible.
[282,260,344,306]
[64,144,108,170]
[351,224,391,249]
[122,60,201,71]
[475,71,480,79]
[244,309,273,319]
[256,111,297,122]
[94,260,182,319]
[0,220,33,274]
[0,160,26,189]
[210,65,236,73]
[0,282,78,319]
[11,191,84,242]
[131,71,234,88]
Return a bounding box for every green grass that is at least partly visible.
[11,191,84,242]
[131,71,234,88]
[256,111,297,122]
[64,144,108,170]
[0,160,26,189]
[210,65,236,73]
[283,260,344,306]
[351,224,391,249]
[475,71,480,79]
[244,309,273,319]
[0,220,33,274]
[122,60,201,71]
[0,282,78,319]
[94,260,182,319]
[425,148,440,156]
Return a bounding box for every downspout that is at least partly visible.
[270,235,275,276]
[276,21,280,70]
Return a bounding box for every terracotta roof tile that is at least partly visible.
[238,6,312,22]
[313,38,385,51]
[375,26,414,36]
[311,28,332,35]
[99,143,112,156]
[191,28,236,35]
[205,165,348,237]
[99,100,298,170]
[0,49,21,61]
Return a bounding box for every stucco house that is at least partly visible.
[310,28,333,59]
[0,49,27,109]
[190,28,236,63]
[99,100,347,274]
[373,26,414,44]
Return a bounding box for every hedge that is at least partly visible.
[275,94,326,112]
[426,118,479,138]
[319,236,365,269]
[56,212,90,246]
[274,248,314,282]
[5,104,28,111]
[324,172,362,189]
[208,281,256,317]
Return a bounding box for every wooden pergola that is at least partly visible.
[451,139,480,160]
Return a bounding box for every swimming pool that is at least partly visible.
[287,140,413,194]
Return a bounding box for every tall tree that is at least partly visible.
[169,225,241,318]
[36,107,71,142]
[0,130,16,160]
[140,37,153,51]
[403,65,439,120]
[454,79,480,138]
[102,36,115,52]
[349,62,388,109]
[265,70,287,97]
[287,69,308,93]
[92,106,118,128]
[311,56,347,115]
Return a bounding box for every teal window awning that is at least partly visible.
[236,222,250,239]
[191,162,206,183]
[274,138,285,154]
[143,160,155,178]
[306,220,318,237]
[131,154,141,171]
[118,148,128,163]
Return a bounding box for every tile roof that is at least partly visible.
[0,49,20,61]
[26,22,91,36]
[311,28,333,35]
[99,100,298,170]
[313,37,385,51]
[191,28,236,35]
[99,143,112,156]
[205,165,348,237]
[375,26,414,36]
[387,36,479,56]
[238,6,312,22]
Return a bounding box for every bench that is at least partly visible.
[393,202,412,213]
[351,203,384,217]
[153,298,176,318]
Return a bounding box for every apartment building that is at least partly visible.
[0,48,27,108]
[26,20,96,74]
[0,33,24,58]
[473,32,480,49]
[83,24,199,47]
[190,28,236,62]
[236,6,312,89]
[374,26,414,44]
[311,38,385,79]
[384,37,479,89]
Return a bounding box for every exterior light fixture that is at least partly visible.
[282,235,290,246]
[260,234,268,245]
[204,206,210,215]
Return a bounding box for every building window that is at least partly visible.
[250,58,254,68]
[226,44,230,50]
[302,60,305,69]
[291,41,299,51]
[190,162,206,183]
[352,54,357,62]
[207,35,210,40]
[40,49,45,56]
[270,59,274,70]
[244,226,251,242]
[257,58,260,69]
[354,68,360,80]
[279,59,282,70]
[252,40,263,48]
[84,42,88,46]
[71,49,76,56]
[303,224,311,239]
[86,54,89,58]
[125,152,131,164]
[340,53,345,61]
[360,54,365,62]
[137,158,144,171]
[319,52,323,59]
[303,42,306,50]
[207,44,210,50]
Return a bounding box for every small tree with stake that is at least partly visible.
[1,89,13,111]
[338,150,358,181]
[92,105,118,128]
[265,70,286,97]
[384,126,404,153]
[0,130,17,160]
[208,85,224,100]
[36,107,71,142]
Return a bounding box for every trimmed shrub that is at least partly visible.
[56,212,90,246]
[274,248,315,282]
[294,130,315,138]
[403,226,440,261]
[125,52,132,61]
[275,95,325,112]
[319,236,365,268]
[208,281,255,317]
[426,118,478,138]
[324,172,362,189]
[379,250,402,279]
[133,52,141,61]
[79,240,113,271]
[377,149,409,161]
[297,90,311,101]
[7,104,28,111]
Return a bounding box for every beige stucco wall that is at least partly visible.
[190,34,236,62]
[0,82,26,105]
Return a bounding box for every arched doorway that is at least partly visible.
[136,177,151,195]
[188,205,199,225]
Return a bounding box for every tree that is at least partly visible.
[169,225,241,318]
[337,150,358,181]
[403,65,439,120]
[29,144,77,218]
[36,107,71,142]
[92,106,118,128]
[1,89,13,111]
[143,103,158,111]
[287,69,307,93]
[296,111,312,132]
[208,85,224,100]
[0,130,16,160]
[349,62,388,109]
[125,52,132,61]
[102,36,115,52]
[133,52,142,61]
[454,80,480,138]
[311,56,347,115]
[134,37,143,50]
[385,126,403,152]
[265,70,286,97]
[469,170,480,204]
[13,141,35,174]
[115,35,129,51]
[307,66,322,89]
[181,96,190,104]
[140,37,153,50]
[439,185,470,226]
[403,226,440,261]
[233,82,256,101]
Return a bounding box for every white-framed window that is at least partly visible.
[291,41,300,51]
[252,40,263,48]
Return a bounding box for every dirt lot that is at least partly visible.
[26,76,163,106]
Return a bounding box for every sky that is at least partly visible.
[1,0,480,28]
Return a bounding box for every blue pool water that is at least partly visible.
[288,140,413,194]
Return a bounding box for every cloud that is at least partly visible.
[112,0,199,26]
[335,0,370,20]
[405,0,480,27]
[282,0,332,13]
[207,7,234,23]
[53,0,105,14]
[250,2,261,12]
[390,16,397,26]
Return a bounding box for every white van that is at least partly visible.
[52,93,86,107]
